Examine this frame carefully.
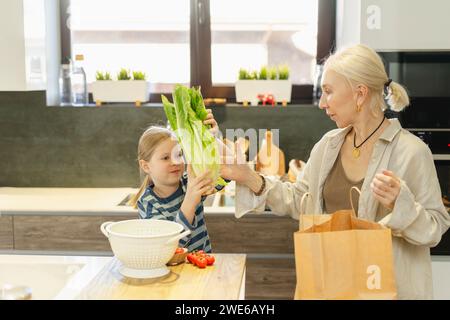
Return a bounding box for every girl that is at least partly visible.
[130,111,222,253]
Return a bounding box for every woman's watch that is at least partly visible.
[254,174,266,196]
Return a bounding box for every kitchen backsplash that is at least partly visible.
[0,92,335,187]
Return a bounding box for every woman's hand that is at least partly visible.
[220,161,253,184]
[219,139,257,187]
[203,109,219,135]
[371,170,401,210]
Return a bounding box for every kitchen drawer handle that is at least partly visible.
[100,221,115,238]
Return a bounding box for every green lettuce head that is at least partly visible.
[162,85,227,187]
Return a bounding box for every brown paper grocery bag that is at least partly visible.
[294,191,397,299]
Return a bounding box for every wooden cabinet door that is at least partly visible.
[13,215,131,251]
[0,216,14,250]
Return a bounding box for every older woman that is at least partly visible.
[220,44,450,299]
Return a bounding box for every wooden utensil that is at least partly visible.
[255,130,286,176]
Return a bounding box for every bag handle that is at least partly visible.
[299,192,310,216]
[299,192,312,231]
[349,186,361,217]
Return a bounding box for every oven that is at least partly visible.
[407,129,450,255]
[379,51,450,255]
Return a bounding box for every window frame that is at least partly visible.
[60,0,336,104]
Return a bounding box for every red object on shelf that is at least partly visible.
[257,94,276,106]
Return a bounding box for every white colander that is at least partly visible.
[100,219,190,279]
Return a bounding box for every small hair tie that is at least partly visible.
[383,78,393,99]
[384,78,393,88]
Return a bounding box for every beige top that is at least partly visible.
[236,118,450,299]
[323,153,364,214]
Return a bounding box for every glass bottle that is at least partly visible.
[71,54,88,106]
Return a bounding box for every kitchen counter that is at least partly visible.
[0,253,246,300]
[77,254,246,300]
[0,187,235,216]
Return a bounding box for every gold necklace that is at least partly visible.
[352,116,386,158]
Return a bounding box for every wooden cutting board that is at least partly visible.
[255,130,286,176]
[76,254,246,300]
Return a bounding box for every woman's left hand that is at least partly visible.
[371,170,401,210]
[203,109,219,135]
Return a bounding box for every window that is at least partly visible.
[210,0,319,85]
[61,0,335,103]
[66,0,190,94]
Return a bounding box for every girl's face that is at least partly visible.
[318,69,360,128]
[140,137,185,187]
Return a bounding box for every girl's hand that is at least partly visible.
[371,170,401,210]
[203,109,219,135]
[184,165,214,206]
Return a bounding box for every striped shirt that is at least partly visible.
[137,172,226,253]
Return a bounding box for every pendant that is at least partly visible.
[352,147,360,158]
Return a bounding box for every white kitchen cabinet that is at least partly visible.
[432,256,450,300]
[336,0,450,51]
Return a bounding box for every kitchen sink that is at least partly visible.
[116,181,236,215]
[0,255,110,300]
[118,191,235,208]
[117,193,134,206]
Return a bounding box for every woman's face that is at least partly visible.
[140,137,185,187]
[318,69,359,128]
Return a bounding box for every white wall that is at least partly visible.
[23,0,47,90]
[337,0,450,51]
[0,0,27,90]
[44,0,61,105]
[0,0,54,91]
[336,0,361,50]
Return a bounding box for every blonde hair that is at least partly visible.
[324,44,410,112]
[129,126,175,208]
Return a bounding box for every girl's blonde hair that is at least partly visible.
[324,44,410,112]
[129,126,175,208]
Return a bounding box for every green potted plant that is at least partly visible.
[91,68,150,106]
[235,64,292,106]
[95,71,112,80]
[268,67,278,80]
[117,68,132,80]
[259,66,268,80]
[278,64,290,80]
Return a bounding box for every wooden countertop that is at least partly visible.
[76,254,246,300]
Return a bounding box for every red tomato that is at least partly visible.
[205,255,215,266]
[196,250,205,256]
[192,254,202,266]
[186,253,195,264]
[196,257,207,268]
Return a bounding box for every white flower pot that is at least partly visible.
[235,80,292,105]
[91,80,150,104]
